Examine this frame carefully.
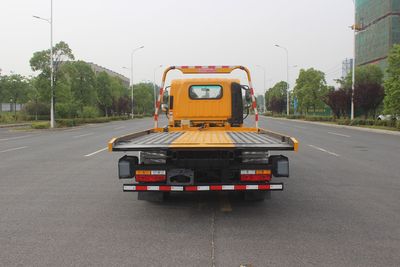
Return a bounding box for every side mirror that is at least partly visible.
[245,91,252,103]
[161,104,169,112]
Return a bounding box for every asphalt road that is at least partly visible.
[0,116,399,266]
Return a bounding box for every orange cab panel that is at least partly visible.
[170,78,239,122]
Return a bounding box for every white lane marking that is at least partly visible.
[73,133,94,138]
[115,126,126,130]
[84,147,108,157]
[327,131,351,138]
[0,146,27,153]
[308,144,340,157]
[0,135,32,141]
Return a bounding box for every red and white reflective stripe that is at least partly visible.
[154,81,166,128]
[123,184,283,192]
[248,80,259,128]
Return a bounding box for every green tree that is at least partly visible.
[133,82,154,115]
[30,41,75,116]
[294,68,328,114]
[265,81,287,114]
[110,76,129,115]
[64,61,97,113]
[96,72,112,116]
[384,44,400,115]
[2,74,29,117]
[0,75,6,108]
[354,65,384,118]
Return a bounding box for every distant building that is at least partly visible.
[342,58,353,78]
[86,62,130,88]
[256,95,265,112]
[0,103,23,112]
[355,0,400,70]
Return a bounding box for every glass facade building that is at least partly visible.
[355,0,400,70]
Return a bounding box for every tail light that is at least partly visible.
[240,170,271,182]
[135,170,166,182]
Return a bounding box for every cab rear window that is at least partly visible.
[189,85,222,99]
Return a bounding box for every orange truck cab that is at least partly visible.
[167,78,243,127]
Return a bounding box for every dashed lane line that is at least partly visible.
[308,144,340,157]
[0,146,28,153]
[327,131,351,138]
[73,133,94,138]
[0,135,32,141]
[84,147,108,157]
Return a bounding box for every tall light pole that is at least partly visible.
[275,44,290,116]
[129,45,144,118]
[256,65,266,112]
[351,0,356,120]
[33,0,54,128]
[153,65,163,111]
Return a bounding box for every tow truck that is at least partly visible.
[108,66,298,201]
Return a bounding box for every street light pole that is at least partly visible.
[256,65,266,112]
[351,0,356,120]
[275,44,290,116]
[50,0,54,128]
[33,0,55,128]
[129,45,144,118]
[153,65,163,111]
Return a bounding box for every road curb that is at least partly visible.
[261,116,400,136]
[0,123,31,129]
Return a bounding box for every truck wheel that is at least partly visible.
[138,192,167,202]
[244,191,271,201]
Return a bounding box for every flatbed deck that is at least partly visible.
[109,128,298,151]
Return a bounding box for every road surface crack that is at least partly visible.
[210,208,216,267]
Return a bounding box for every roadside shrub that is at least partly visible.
[25,115,50,121]
[56,119,76,127]
[56,103,79,119]
[31,122,50,129]
[79,106,99,118]
[349,119,375,126]
[337,119,351,125]
[396,121,400,130]
[305,116,333,122]
[0,113,15,123]
[375,119,396,127]
[287,115,304,120]
[56,116,130,127]
[22,102,50,117]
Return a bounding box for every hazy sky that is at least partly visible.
[0,0,354,94]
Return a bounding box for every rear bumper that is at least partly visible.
[123,183,283,192]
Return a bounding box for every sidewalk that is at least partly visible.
[262,116,400,136]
